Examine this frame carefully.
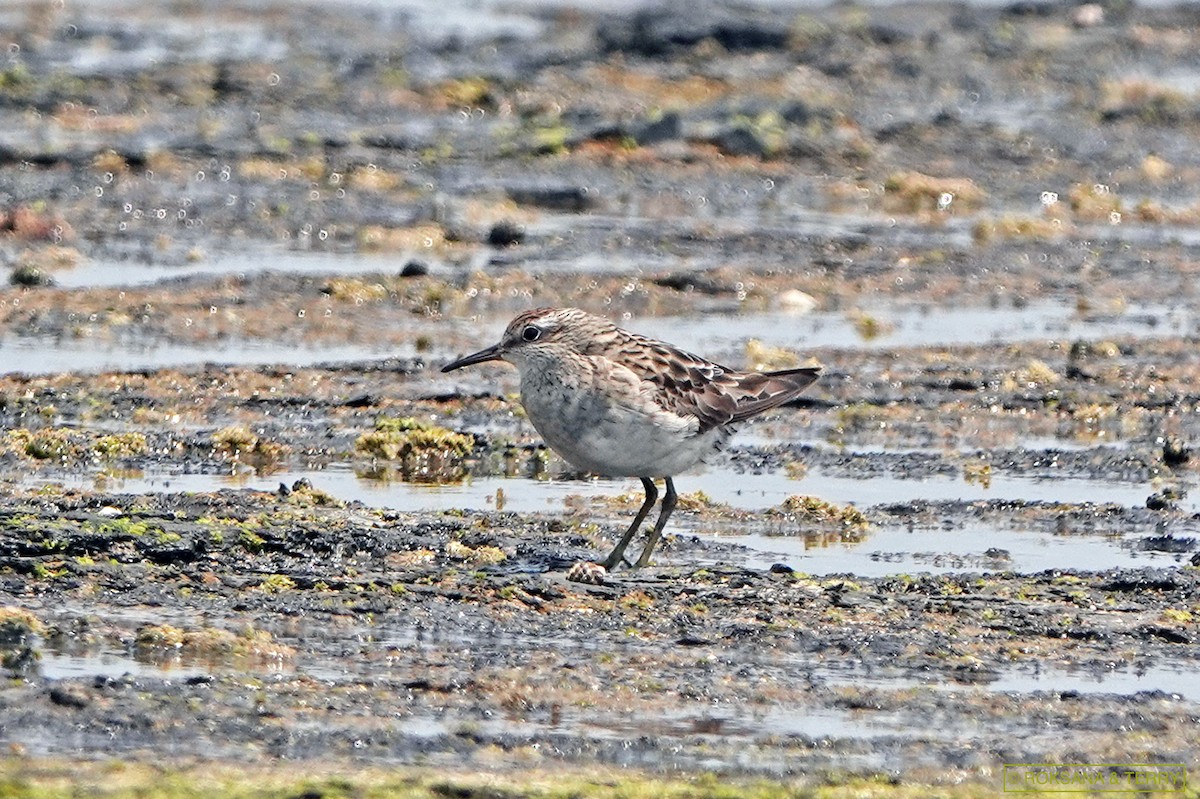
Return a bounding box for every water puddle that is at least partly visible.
[2,299,1193,377]
[48,251,415,289]
[632,303,1197,353]
[27,460,1183,515]
[814,661,1200,702]
[22,459,1195,576]
[0,339,403,376]
[986,662,1200,700]
[725,521,1190,576]
[38,648,211,681]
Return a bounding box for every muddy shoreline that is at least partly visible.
[2,0,1200,791]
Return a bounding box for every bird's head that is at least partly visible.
[441,307,606,373]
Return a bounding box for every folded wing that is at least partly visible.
[614,334,820,432]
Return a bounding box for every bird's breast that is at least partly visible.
[517,356,723,477]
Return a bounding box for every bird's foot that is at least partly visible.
[566,561,607,585]
[597,555,634,572]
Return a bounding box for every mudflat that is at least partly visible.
[1,0,1198,795]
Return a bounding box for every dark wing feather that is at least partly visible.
[612,333,819,432]
[725,367,821,423]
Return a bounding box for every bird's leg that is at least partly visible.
[600,477,657,571]
[633,477,677,568]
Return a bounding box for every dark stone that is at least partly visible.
[140,539,202,565]
[868,24,913,45]
[711,21,790,50]
[1100,570,1179,593]
[652,271,734,295]
[1139,625,1190,644]
[713,126,771,158]
[1004,0,1057,15]
[635,112,682,145]
[600,10,790,56]
[400,259,430,277]
[1163,438,1190,467]
[505,185,592,212]
[48,685,90,709]
[1145,493,1176,512]
[781,101,814,126]
[1138,535,1196,553]
[10,264,54,287]
[487,220,525,247]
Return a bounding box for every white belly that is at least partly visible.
[519,363,726,477]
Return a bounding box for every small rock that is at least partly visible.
[487,220,525,247]
[10,264,54,287]
[652,271,732,295]
[635,112,682,145]
[777,289,817,315]
[48,685,90,709]
[1139,625,1190,644]
[1146,492,1177,512]
[1072,3,1104,27]
[1163,438,1190,467]
[2,645,39,675]
[505,185,592,212]
[1138,534,1196,554]
[399,259,429,277]
[676,635,712,646]
[714,126,772,158]
[782,101,814,126]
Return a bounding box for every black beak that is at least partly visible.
[441,343,505,372]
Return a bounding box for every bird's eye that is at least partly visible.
[522,325,541,342]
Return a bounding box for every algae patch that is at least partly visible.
[355,416,474,483]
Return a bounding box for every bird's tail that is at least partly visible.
[730,366,821,422]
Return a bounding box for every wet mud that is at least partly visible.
[2,0,1200,792]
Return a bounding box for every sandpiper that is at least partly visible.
[442,308,819,576]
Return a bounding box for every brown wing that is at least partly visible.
[723,367,821,423]
[612,333,819,432]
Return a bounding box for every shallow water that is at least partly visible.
[632,303,1197,354]
[2,300,1193,377]
[39,649,211,681]
[726,522,1190,576]
[815,661,1200,702]
[25,460,1194,576]
[986,662,1200,700]
[47,251,414,289]
[32,460,1180,515]
[38,637,1200,728]
[0,338,403,376]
